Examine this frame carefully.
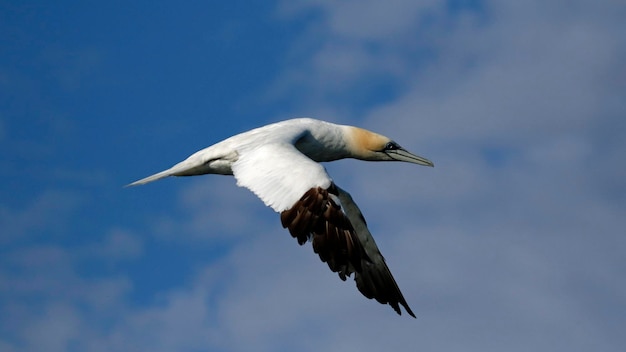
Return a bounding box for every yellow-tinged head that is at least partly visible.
[346,126,434,166]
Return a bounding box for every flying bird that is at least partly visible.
[128,118,433,317]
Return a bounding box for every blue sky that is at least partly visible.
[1,1,625,351]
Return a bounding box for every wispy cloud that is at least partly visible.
[0,190,83,243]
[80,228,145,261]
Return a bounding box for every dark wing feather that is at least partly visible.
[334,184,416,318]
[280,183,416,317]
[280,185,365,280]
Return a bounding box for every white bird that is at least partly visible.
[128,118,433,317]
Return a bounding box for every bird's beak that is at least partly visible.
[387,148,434,167]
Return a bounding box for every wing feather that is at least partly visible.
[335,185,416,318]
[231,143,331,212]
[280,186,366,280]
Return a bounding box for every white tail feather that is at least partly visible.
[126,168,174,186]
[126,158,204,187]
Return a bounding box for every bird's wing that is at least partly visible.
[233,144,415,317]
[232,143,366,290]
[231,143,332,212]
[334,184,416,318]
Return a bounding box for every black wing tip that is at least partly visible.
[397,296,417,318]
[388,299,416,318]
[355,264,417,318]
[403,304,417,318]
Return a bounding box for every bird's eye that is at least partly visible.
[384,141,401,151]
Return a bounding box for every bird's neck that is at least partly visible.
[294,124,352,162]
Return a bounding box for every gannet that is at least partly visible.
[128,118,433,317]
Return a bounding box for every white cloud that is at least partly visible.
[0,190,83,243]
[151,177,275,242]
[23,303,82,352]
[268,1,454,110]
[279,0,441,40]
[0,244,134,351]
[86,228,145,261]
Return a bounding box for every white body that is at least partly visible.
[131,118,355,211]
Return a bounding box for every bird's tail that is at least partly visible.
[126,158,202,187]
[126,168,174,187]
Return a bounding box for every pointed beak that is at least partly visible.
[386,148,434,167]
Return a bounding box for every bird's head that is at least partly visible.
[346,127,434,167]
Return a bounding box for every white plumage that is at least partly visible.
[128,118,433,317]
